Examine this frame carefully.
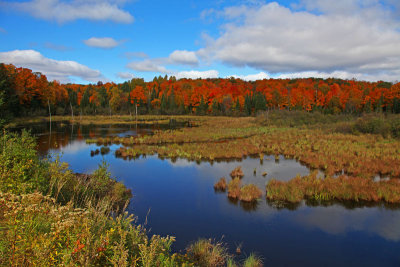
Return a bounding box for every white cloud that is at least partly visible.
[5,0,134,24]
[198,1,400,82]
[84,37,120,49]
[117,71,135,80]
[175,70,219,79]
[0,49,104,83]
[229,71,270,81]
[126,59,169,73]
[168,50,199,66]
[275,70,400,82]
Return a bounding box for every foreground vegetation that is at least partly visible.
[0,131,262,266]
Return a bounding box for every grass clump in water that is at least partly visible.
[230,166,244,179]
[214,177,227,192]
[243,253,263,267]
[228,178,242,199]
[186,238,228,267]
[240,184,263,202]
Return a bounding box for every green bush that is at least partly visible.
[0,130,48,194]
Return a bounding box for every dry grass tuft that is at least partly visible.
[230,166,244,179]
[240,184,263,202]
[214,177,227,191]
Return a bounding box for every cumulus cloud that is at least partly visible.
[175,70,219,79]
[275,70,400,82]
[0,49,104,83]
[168,50,199,66]
[126,49,199,73]
[198,1,400,82]
[4,0,134,24]
[117,71,135,80]
[84,37,120,49]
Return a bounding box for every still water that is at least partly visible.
[16,122,400,266]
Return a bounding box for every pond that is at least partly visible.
[17,122,400,266]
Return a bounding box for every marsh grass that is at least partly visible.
[186,239,265,267]
[228,178,242,199]
[243,253,263,267]
[230,166,244,179]
[226,178,262,202]
[240,185,263,202]
[101,115,400,179]
[214,177,227,192]
[266,172,400,203]
[186,239,228,267]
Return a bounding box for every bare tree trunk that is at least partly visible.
[48,99,52,146]
[135,104,138,130]
[48,99,52,125]
[70,102,74,121]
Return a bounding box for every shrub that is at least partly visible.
[0,130,48,194]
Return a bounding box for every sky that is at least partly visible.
[0,0,399,84]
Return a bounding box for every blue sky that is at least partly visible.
[0,0,400,83]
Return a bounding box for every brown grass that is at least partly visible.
[239,184,263,202]
[230,166,244,179]
[214,177,227,191]
[227,178,242,199]
[266,171,400,203]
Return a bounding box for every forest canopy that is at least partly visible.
[1,63,400,120]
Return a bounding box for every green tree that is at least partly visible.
[244,94,252,115]
[109,86,122,113]
[196,96,208,115]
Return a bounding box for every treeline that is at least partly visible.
[1,63,400,120]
